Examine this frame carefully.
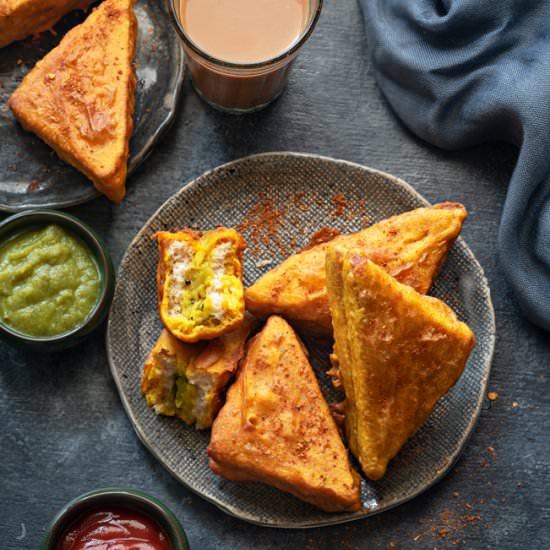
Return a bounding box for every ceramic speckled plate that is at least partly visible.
[107,153,495,528]
[0,0,184,212]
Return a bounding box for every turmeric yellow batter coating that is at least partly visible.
[246,203,467,336]
[208,315,361,513]
[0,0,92,49]
[141,316,255,429]
[326,248,475,480]
[8,0,137,202]
[155,228,246,342]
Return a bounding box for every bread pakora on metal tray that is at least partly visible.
[0,0,92,49]
[141,317,255,429]
[326,247,475,481]
[8,0,137,202]
[208,315,362,513]
[245,202,467,336]
[154,228,246,343]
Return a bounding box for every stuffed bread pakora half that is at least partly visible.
[0,0,92,49]
[141,316,255,429]
[8,0,137,202]
[208,315,361,513]
[326,245,475,480]
[155,228,246,343]
[245,202,467,337]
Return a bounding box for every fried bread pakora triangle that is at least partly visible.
[208,315,361,513]
[0,0,92,49]
[141,329,205,419]
[326,249,475,481]
[8,0,137,202]
[154,228,246,343]
[245,203,467,336]
[141,316,256,429]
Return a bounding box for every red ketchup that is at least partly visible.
[58,508,173,550]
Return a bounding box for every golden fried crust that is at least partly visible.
[0,0,93,49]
[141,329,203,417]
[208,315,361,513]
[186,313,258,424]
[154,228,246,343]
[247,243,332,335]
[8,0,137,202]
[141,317,255,429]
[245,203,467,337]
[326,251,475,480]
[325,246,359,454]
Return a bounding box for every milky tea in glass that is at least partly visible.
[170,0,323,113]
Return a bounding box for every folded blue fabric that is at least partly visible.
[360,0,550,330]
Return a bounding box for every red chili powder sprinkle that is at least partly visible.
[331,192,348,220]
[417,504,484,545]
[236,192,288,256]
[237,191,368,258]
[303,227,342,251]
[28,179,40,191]
[290,191,309,212]
[462,514,481,524]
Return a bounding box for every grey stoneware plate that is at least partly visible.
[107,152,495,528]
[0,0,184,212]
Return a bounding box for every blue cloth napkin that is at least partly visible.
[359,0,550,330]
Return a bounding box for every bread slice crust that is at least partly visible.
[142,316,255,429]
[8,0,137,202]
[208,315,361,513]
[326,250,475,480]
[154,228,246,343]
[245,203,467,336]
[0,0,93,49]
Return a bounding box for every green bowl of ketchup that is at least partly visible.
[0,209,114,351]
[41,488,190,550]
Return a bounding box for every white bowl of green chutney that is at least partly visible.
[0,209,114,351]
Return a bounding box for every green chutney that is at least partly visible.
[0,224,100,337]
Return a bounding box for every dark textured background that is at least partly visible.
[1,1,549,548]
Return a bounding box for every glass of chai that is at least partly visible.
[170,0,323,113]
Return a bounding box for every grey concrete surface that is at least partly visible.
[1,1,549,548]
